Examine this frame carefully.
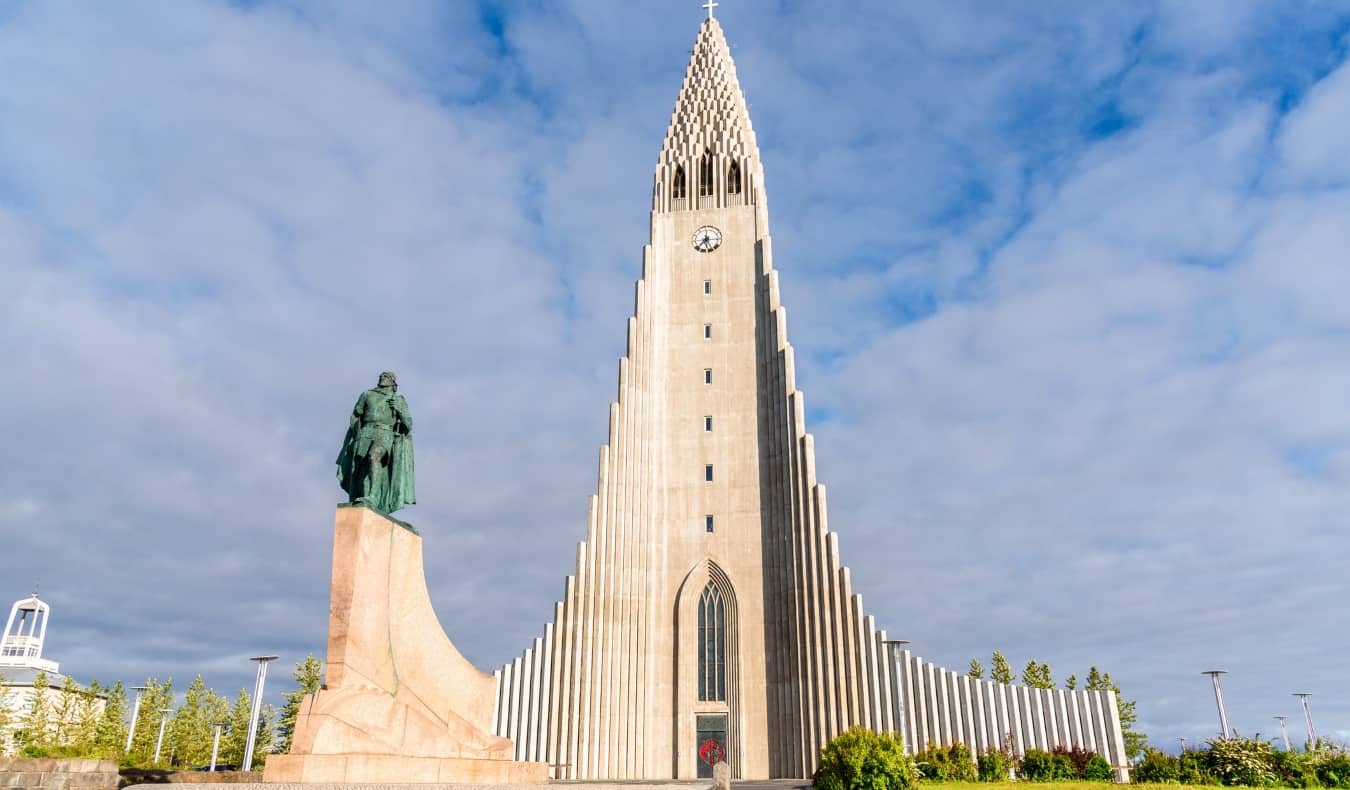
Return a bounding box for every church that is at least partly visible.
[0,591,106,755]
[491,13,1129,781]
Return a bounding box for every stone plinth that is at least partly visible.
[263,506,546,785]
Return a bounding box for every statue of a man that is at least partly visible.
[336,371,416,514]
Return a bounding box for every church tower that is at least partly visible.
[492,13,1129,781]
[1,592,58,674]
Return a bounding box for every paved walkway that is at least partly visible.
[126,780,814,790]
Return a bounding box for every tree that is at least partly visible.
[1085,666,1105,691]
[51,674,103,750]
[1064,674,1077,690]
[251,703,278,768]
[61,676,105,753]
[1021,660,1054,689]
[990,651,1013,684]
[966,658,985,679]
[127,678,174,766]
[1085,666,1146,759]
[6,674,122,759]
[0,672,13,741]
[222,688,253,769]
[221,687,278,770]
[169,675,230,768]
[277,654,323,753]
[18,670,54,751]
[94,681,129,757]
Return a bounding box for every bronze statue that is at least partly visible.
[337,371,415,514]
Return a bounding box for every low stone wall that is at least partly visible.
[117,770,260,786]
[0,757,118,790]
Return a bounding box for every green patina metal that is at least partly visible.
[336,371,416,516]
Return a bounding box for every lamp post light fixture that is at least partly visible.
[1275,716,1291,751]
[124,685,148,754]
[242,655,279,772]
[210,721,226,772]
[1201,670,1231,739]
[882,639,911,754]
[152,708,171,765]
[1293,693,1316,747]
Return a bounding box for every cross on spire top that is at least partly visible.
[702,1,718,20]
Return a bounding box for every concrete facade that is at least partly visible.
[492,17,1127,781]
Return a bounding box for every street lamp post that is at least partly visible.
[124,685,148,754]
[1201,670,1230,739]
[1275,716,1291,751]
[242,655,279,772]
[1293,693,1316,747]
[882,640,911,753]
[209,722,226,771]
[152,708,171,765]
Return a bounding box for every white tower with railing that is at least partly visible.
[0,592,59,674]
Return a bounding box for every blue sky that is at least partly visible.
[2,0,1348,751]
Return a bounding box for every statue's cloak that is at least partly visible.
[336,400,416,515]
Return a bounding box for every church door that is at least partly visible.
[696,714,728,779]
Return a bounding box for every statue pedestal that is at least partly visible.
[263,507,547,785]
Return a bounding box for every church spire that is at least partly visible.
[654,17,760,212]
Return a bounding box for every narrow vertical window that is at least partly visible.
[672,165,687,199]
[699,150,714,196]
[703,279,712,295]
[704,368,712,384]
[705,515,715,533]
[705,464,714,482]
[704,416,713,432]
[698,583,726,701]
[704,323,712,339]
[727,160,741,194]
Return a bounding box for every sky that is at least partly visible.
[1,0,1348,753]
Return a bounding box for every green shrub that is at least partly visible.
[914,741,976,782]
[1132,748,1180,783]
[1313,748,1350,789]
[1084,753,1114,781]
[1053,752,1077,780]
[1206,737,1277,787]
[1268,747,1317,788]
[1020,748,1073,781]
[1179,748,1219,785]
[1052,746,1104,779]
[977,748,1009,782]
[814,727,917,790]
[1018,749,1050,781]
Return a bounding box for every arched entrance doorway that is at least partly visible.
[675,560,740,779]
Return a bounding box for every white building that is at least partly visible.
[0,592,103,754]
[490,13,1128,781]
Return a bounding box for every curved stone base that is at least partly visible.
[264,507,545,784]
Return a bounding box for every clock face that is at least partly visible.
[692,225,722,253]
